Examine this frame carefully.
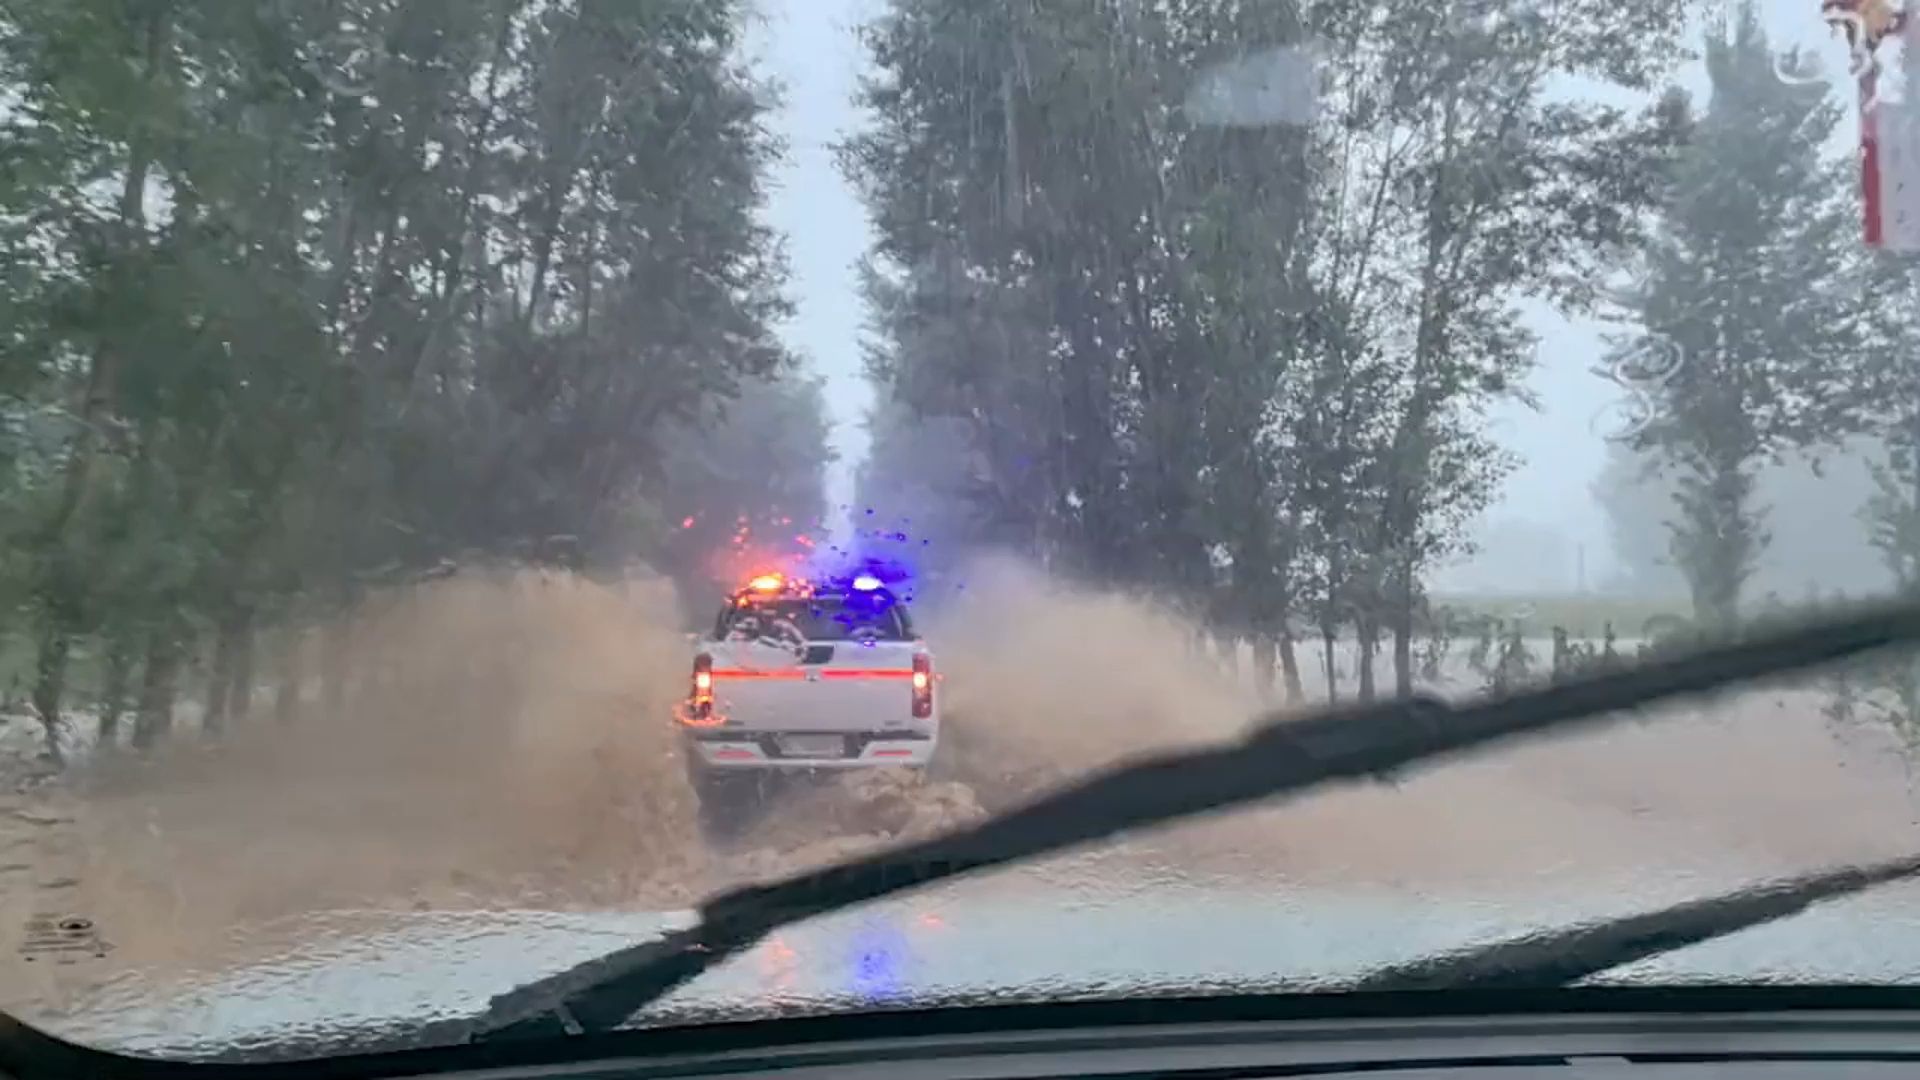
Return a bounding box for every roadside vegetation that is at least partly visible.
[2,1,1919,768]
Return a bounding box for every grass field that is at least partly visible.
[1429,593,1691,639]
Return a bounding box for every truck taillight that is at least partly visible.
[690,653,714,719]
[911,653,933,718]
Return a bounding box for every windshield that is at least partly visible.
[9,0,1920,1064]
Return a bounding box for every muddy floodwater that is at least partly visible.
[6,563,1920,1060]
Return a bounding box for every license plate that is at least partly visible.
[776,734,846,759]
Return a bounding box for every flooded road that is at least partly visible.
[6,563,1920,1060]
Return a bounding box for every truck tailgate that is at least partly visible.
[707,639,924,733]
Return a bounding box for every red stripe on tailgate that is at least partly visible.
[709,668,916,680]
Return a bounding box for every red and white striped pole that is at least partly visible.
[1864,49,1883,246]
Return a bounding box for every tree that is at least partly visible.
[849,0,1689,704]
[1612,4,1867,631]
[1297,0,1690,698]
[848,0,1331,664]
[656,371,836,613]
[1595,436,1893,597]
[0,0,798,758]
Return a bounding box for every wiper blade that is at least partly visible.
[449,597,1920,1043]
[1351,852,1920,992]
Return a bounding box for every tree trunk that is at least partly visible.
[321,617,351,718]
[24,14,167,760]
[230,609,254,726]
[1393,562,1415,697]
[98,632,134,751]
[29,620,70,768]
[1357,616,1378,703]
[205,607,255,735]
[1392,619,1413,697]
[1215,632,1240,677]
[1321,628,1339,704]
[133,628,181,751]
[1278,631,1304,703]
[1681,455,1755,634]
[274,627,304,723]
[205,617,236,736]
[1693,539,1742,633]
[1250,635,1277,701]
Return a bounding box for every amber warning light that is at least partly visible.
[681,652,719,726]
[912,653,933,718]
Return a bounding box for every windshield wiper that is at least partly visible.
[1351,852,1920,991]
[444,597,1920,1043]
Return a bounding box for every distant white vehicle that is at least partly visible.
[677,571,940,830]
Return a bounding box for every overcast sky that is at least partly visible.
[747,0,1849,576]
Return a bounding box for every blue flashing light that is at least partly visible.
[851,574,883,591]
[848,920,906,1002]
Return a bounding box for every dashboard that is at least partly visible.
[477,1010,1920,1080]
[6,990,1920,1079]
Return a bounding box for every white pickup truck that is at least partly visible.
[677,572,940,832]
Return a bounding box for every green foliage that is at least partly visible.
[848,0,1691,701]
[1432,592,1690,640]
[1610,5,1867,631]
[0,0,827,754]
[655,373,837,607]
